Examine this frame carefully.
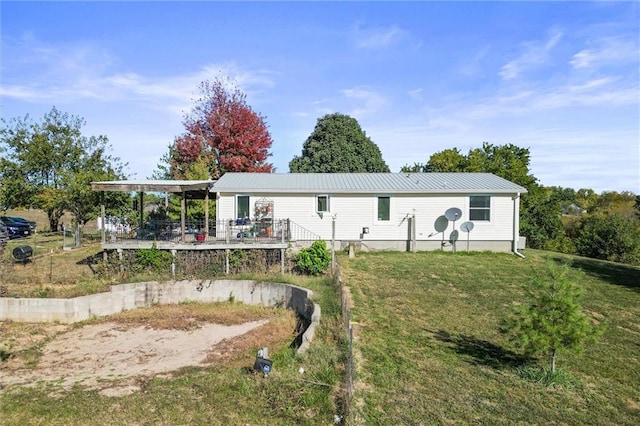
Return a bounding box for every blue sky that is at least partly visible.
[2,1,638,193]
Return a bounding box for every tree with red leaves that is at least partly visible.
[169,77,273,179]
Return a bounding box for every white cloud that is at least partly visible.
[352,22,408,49]
[341,87,388,119]
[499,29,563,80]
[570,36,639,69]
[2,35,275,118]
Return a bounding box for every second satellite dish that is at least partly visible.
[460,221,474,232]
[434,215,449,233]
[444,207,462,221]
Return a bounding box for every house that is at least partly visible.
[213,172,528,254]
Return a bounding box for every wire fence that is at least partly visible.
[335,262,355,424]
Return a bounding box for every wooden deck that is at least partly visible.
[102,239,289,251]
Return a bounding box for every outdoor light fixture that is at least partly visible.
[362,227,369,234]
[254,347,273,377]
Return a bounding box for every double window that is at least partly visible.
[469,196,490,221]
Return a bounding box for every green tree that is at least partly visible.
[503,261,604,374]
[519,185,568,250]
[575,211,640,265]
[412,142,537,187]
[401,148,468,173]
[0,107,127,231]
[289,113,390,173]
[575,188,599,213]
[154,146,215,222]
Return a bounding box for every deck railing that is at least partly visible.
[103,219,321,245]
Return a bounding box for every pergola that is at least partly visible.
[90,179,216,244]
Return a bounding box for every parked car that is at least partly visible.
[3,216,37,232]
[0,217,31,239]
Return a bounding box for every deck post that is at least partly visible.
[181,191,186,242]
[204,187,210,236]
[281,248,285,274]
[171,249,176,277]
[117,249,123,274]
[100,194,106,244]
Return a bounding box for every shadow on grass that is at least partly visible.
[433,330,530,370]
[549,255,640,292]
[76,253,102,275]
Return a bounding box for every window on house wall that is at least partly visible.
[316,195,329,213]
[469,195,491,221]
[377,196,390,221]
[237,195,250,219]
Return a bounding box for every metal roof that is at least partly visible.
[213,173,528,194]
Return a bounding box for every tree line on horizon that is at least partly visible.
[1,76,638,265]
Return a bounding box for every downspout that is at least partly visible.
[513,192,525,258]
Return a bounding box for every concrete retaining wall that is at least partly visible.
[0,279,320,354]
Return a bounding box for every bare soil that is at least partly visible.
[1,317,290,397]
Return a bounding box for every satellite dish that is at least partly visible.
[460,221,474,252]
[444,207,462,222]
[460,221,474,233]
[449,230,459,243]
[434,215,449,233]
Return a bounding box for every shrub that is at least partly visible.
[132,243,172,273]
[294,240,331,275]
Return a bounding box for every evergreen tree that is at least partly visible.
[503,261,604,373]
[289,113,390,173]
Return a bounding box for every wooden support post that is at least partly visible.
[412,215,417,252]
[281,248,285,274]
[204,187,210,236]
[181,191,186,242]
[171,249,176,277]
[138,192,144,233]
[100,196,106,244]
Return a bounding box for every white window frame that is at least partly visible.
[236,195,250,219]
[376,196,391,222]
[469,195,491,221]
[315,194,330,213]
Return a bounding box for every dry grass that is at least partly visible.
[0,241,106,298]
[3,209,97,233]
[108,301,292,329]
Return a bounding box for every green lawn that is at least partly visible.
[340,249,640,425]
[2,248,639,425]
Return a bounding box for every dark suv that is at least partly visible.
[0,217,31,239]
[2,216,37,232]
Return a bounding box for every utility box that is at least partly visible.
[517,236,526,250]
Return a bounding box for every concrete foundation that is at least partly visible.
[0,279,320,354]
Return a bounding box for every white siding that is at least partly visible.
[216,191,518,245]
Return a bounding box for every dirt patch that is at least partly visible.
[1,319,272,397]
